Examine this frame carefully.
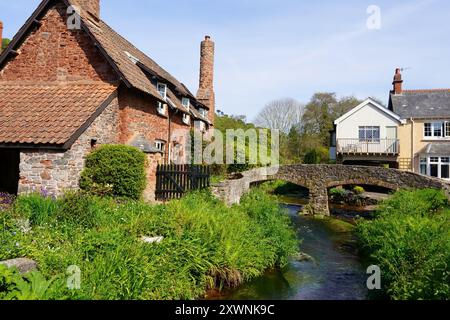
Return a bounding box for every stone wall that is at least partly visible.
[18,97,120,196]
[212,165,450,215]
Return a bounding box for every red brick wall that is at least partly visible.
[118,87,169,148]
[0,3,117,83]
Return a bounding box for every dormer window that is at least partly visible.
[157,83,167,99]
[182,98,190,110]
[199,108,208,118]
[182,113,191,125]
[124,51,139,64]
[157,102,167,116]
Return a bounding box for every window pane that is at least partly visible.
[433,123,443,137]
[430,164,439,177]
[420,164,427,175]
[442,157,450,163]
[425,123,432,137]
[373,127,380,141]
[442,165,450,179]
[359,127,365,140]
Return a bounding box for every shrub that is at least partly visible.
[329,187,346,197]
[80,145,146,199]
[353,186,365,195]
[303,147,329,164]
[357,189,450,300]
[55,192,104,229]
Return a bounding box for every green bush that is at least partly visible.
[0,188,298,300]
[329,187,346,197]
[353,186,365,195]
[357,189,450,300]
[303,147,329,164]
[80,145,146,199]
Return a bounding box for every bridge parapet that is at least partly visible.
[211,165,450,215]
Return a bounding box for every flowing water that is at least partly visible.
[215,202,369,300]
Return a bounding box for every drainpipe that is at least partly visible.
[410,118,415,172]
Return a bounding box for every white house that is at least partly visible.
[331,98,406,167]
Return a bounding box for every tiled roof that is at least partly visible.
[419,143,450,155]
[390,90,450,119]
[68,0,202,110]
[0,82,117,146]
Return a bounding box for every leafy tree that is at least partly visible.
[2,38,10,51]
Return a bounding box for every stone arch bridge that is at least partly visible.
[211,165,450,215]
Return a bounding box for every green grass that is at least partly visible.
[356,189,450,300]
[0,188,298,300]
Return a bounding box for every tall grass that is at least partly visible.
[356,189,450,300]
[0,188,298,300]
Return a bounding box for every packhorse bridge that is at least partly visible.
[211,165,450,216]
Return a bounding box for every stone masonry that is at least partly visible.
[18,97,119,196]
[211,165,450,216]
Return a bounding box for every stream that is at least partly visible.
[213,201,370,300]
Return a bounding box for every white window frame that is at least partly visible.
[181,97,190,111]
[154,140,166,153]
[157,83,167,100]
[157,102,167,116]
[420,156,450,180]
[182,113,191,125]
[358,126,380,143]
[424,121,450,139]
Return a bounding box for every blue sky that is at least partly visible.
[1,0,450,120]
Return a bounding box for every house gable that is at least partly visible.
[0,1,118,83]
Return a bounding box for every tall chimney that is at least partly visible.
[0,21,3,53]
[392,68,403,95]
[197,35,215,124]
[77,0,100,19]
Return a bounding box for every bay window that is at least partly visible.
[420,156,450,180]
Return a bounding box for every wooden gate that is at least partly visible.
[155,164,211,201]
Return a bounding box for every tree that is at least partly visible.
[254,98,304,134]
[2,38,10,51]
[301,93,362,146]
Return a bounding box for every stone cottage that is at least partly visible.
[0,0,216,200]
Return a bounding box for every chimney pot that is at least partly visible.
[393,67,403,95]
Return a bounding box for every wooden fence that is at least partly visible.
[155,164,211,201]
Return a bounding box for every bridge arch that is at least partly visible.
[211,165,450,216]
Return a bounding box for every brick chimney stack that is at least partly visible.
[393,68,403,95]
[197,35,215,124]
[77,0,100,18]
[0,21,3,53]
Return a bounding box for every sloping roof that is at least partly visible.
[419,143,450,155]
[67,0,208,114]
[390,90,450,119]
[0,82,117,147]
[334,97,405,125]
[0,0,209,118]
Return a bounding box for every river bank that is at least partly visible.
[211,203,368,300]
